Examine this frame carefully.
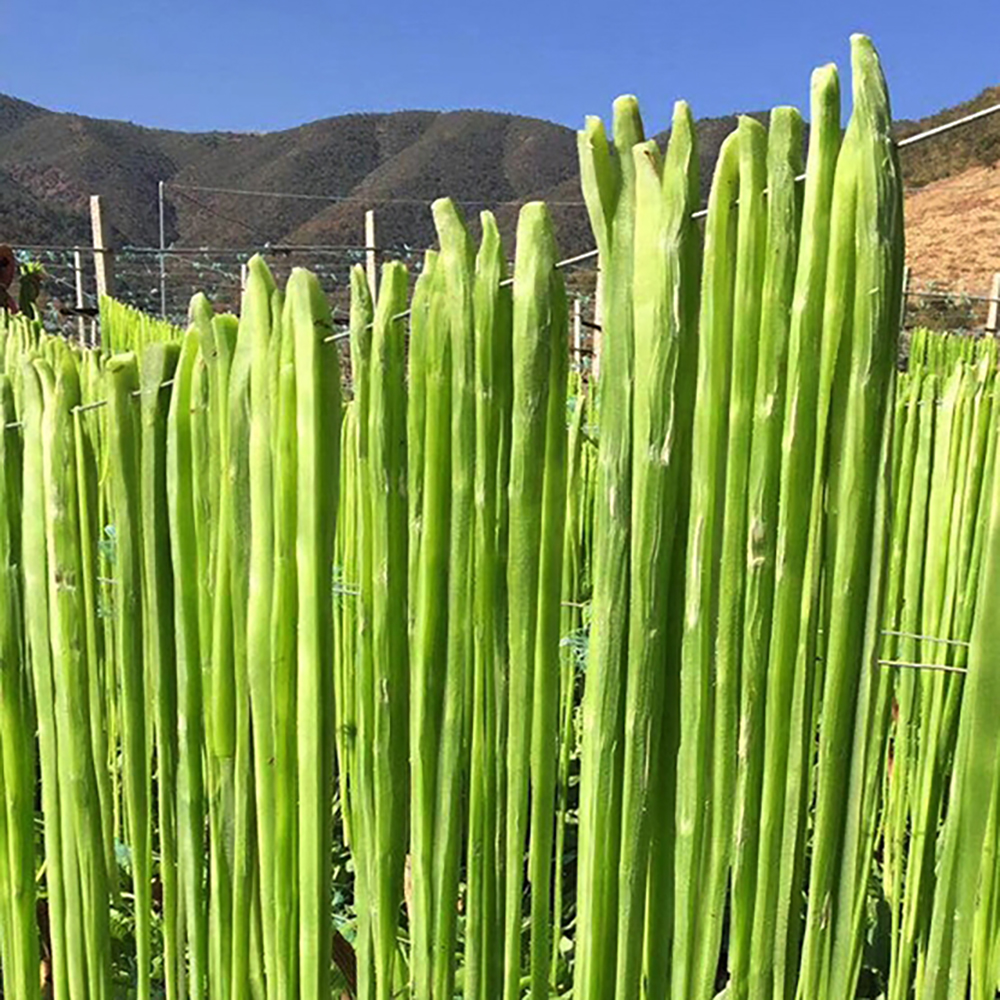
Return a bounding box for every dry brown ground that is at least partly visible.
[905,164,1000,295]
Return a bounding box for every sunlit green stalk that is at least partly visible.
[290,267,340,998]
[671,128,740,1000]
[695,114,767,998]
[431,197,475,1000]
[728,105,802,1000]
[270,282,299,1000]
[615,103,698,1000]
[921,444,1000,998]
[526,207,569,1000]
[797,37,903,998]
[368,261,410,1000]
[574,96,644,1000]
[140,342,182,999]
[106,352,152,998]
[166,326,209,1000]
[0,374,39,1000]
[409,249,451,1000]
[466,213,507,1000]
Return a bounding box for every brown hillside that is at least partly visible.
[904,164,1000,294]
[1,82,998,311]
[895,85,1000,189]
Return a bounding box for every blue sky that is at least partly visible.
[4,0,997,135]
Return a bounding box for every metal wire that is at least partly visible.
[64,379,175,416]
[166,181,588,208]
[74,399,108,413]
[881,629,971,648]
[897,101,1000,148]
[160,100,1000,217]
[877,659,968,675]
[905,289,999,305]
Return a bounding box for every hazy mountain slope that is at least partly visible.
[0,84,996,291]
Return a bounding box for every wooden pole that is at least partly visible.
[73,249,87,344]
[158,179,167,318]
[573,297,583,372]
[365,208,378,300]
[986,272,1000,336]
[899,264,911,331]
[592,266,603,383]
[241,262,249,296]
[90,195,114,301]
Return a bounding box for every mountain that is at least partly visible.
[0,83,998,299]
[894,84,1000,297]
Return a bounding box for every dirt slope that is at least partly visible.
[904,165,1000,294]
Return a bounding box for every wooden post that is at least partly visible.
[240,262,249,296]
[73,249,87,343]
[158,179,168,318]
[986,272,1000,336]
[592,266,603,383]
[573,297,583,372]
[899,264,911,331]
[365,208,378,300]
[90,195,114,301]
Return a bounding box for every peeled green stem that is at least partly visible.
[615,103,699,1000]
[291,267,340,999]
[107,353,152,999]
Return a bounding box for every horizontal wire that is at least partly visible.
[61,379,177,416]
[324,247,602,338]
[166,181,587,208]
[15,242,432,257]
[881,628,970,647]
[905,289,999,305]
[74,399,108,413]
[161,102,999,211]
[136,244,427,256]
[877,659,968,675]
[896,101,1000,147]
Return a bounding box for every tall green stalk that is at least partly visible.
[695,114,767,999]
[431,197,475,1000]
[466,211,508,1000]
[22,358,70,1000]
[921,442,1000,998]
[199,309,239,1000]
[140,341,182,1000]
[0,375,39,1000]
[41,351,107,1000]
[290,267,340,998]
[796,36,903,998]
[574,96,644,1000]
[166,326,209,1000]
[615,102,699,1000]
[243,255,279,998]
[409,247,451,1000]
[368,260,410,1000]
[727,106,802,1000]
[526,207,569,1000]
[106,352,152,999]
[350,263,377,1000]
[226,289,258,999]
[671,128,740,1000]
[270,281,299,1000]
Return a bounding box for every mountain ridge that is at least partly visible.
[1,84,998,294]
